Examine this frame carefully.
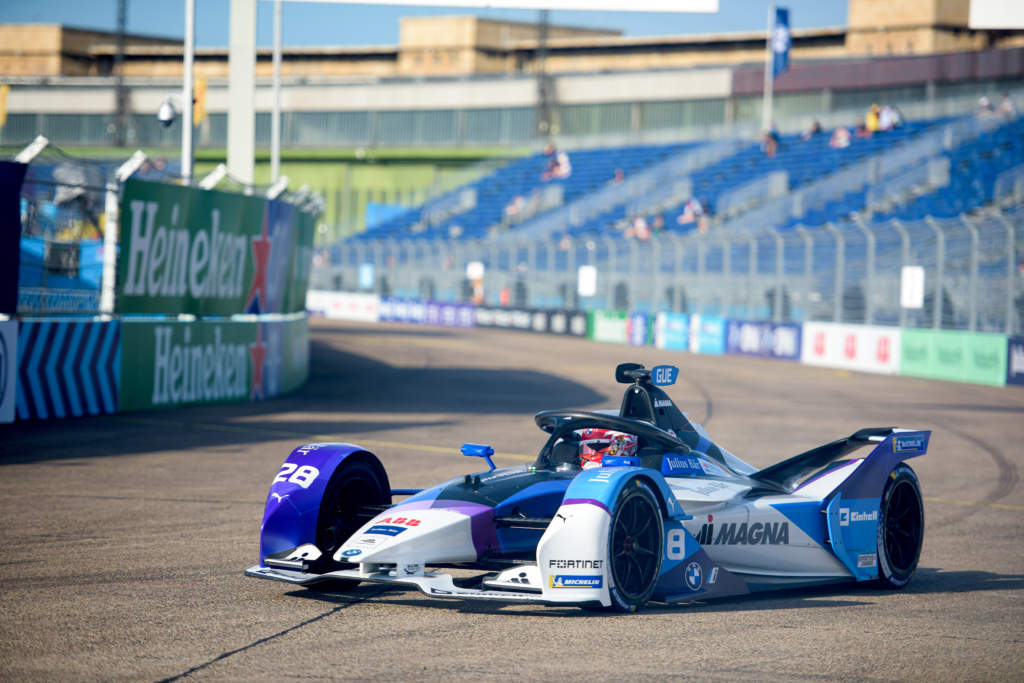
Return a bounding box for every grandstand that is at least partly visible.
[325,102,1024,335]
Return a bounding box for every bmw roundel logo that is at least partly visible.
[341,548,362,557]
[685,561,703,590]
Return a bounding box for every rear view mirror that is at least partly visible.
[461,443,495,471]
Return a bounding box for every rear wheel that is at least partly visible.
[313,455,390,592]
[876,464,924,588]
[606,479,664,612]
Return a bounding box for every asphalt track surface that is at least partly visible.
[2,318,1023,681]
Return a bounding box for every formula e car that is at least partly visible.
[246,363,928,612]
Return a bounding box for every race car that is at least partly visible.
[246,362,928,612]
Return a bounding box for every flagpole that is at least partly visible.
[761,4,774,134]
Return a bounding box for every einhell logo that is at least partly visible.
[839,508,878,527]
[694,522,789,545]
[123,200,249,300]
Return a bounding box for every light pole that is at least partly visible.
[182,0,195,184]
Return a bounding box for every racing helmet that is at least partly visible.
[577,428,638,468]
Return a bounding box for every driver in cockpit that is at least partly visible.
[576,428,638,469]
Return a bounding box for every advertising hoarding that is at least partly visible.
[627,312,650,347]
[726,320,801,360]
[592,311,629,344]
[119,315,309,411]
[0,320,17,423]
[654,312,689,351]
[689,314,725,354]
[117,179,314,316]
[900,329,1007,386]
[801,322,900,374]
[1007,336,1024,386]
[307,290,380,322]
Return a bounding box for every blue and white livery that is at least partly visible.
[247,362,928,612]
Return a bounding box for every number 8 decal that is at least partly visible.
[273,463,320,489]
[666,529,686,560]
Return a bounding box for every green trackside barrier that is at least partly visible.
[590,311,629,345]
[900,328,1008,386]
[119,314,310,412]
[117,179,315,317]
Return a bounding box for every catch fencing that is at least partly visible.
[321,206,1024,336]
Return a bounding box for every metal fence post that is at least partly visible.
[722,235,732,317]
[959,214,980,332]
[673,234,685,312]
[891,219,910,328]
[628,237,640,311]
[990,209,1017,335]
[747,232,757,320]
[852,215,876,325]
[824,222,843,323]
[99,150,147,316]
[771,228,783,323]
[651,234,663,312]
[925,217,945,329]
[796,226,813,321]
[696,234,706,315]
[603,236,616,308]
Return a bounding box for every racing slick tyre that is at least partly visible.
[876,463,924,589]
[604,479,664,612]
[313,454,390,592]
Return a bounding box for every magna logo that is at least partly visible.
[549,575,603,589]
[694,522,790,545]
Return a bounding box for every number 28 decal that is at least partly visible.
[273,463,320,489]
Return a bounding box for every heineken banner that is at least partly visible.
[119,314,309,412]
[116,179,315,316]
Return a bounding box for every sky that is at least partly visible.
[0,0,848,47]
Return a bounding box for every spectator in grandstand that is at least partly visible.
[878,104,901,131]
[829,125,851,149]
[609,167,626,185]
[651,213,665,237]
[854,120,872,138]
[976,96,995,118]
[800,119,822,141]
[761,125,780,158]
[866,104,881,132]
[541,143,572,181]
[504,194,526,221]
[624,214,651,241]
[998,93,1018,119]
[676,197,704,226]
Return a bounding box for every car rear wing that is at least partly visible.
[748,427,930,494]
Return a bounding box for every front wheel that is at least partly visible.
[876,464,924,588]
[312,454,390,592]
[606,479,664,612]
